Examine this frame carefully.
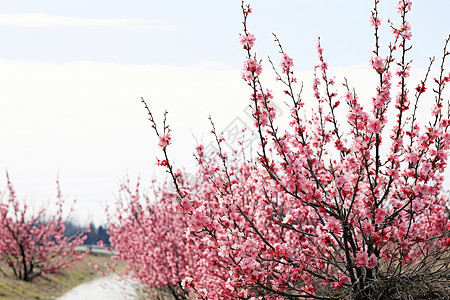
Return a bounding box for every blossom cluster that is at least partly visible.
[239,33,256,50]
[158,133,171,149]
[280,53,294,74]
[108,180,232,299]
[242,58,262,82]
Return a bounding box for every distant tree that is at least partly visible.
[83,223,97,245]
[108,179,230,299]
[0,174,86,281]
[63,221,84,238]
[82,223,111,247]
[97,226,110,246]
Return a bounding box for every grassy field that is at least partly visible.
[0,254,123,300]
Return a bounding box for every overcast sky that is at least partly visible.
[0,0,449,225]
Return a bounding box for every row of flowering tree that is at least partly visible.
[109,0,450,299]
[0,173,86,282]
[107,178,231,299]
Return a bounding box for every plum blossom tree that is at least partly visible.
[108,177,233,299]
[0,174,86,282]
[140,0,449,299]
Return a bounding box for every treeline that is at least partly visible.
[64,221,111,247]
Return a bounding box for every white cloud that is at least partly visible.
[0,59,248,224]
[0,59,446,225]
[0,13,175,30]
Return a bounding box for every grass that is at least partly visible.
[0,254,124,300]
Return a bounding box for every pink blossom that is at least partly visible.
[370,56,385,72]
[335,176,346,188]
[355,251,369,267]
[158,133,171,149]
[401,22,412,40]
[280,53,294,74]
[239,33,256,50]
[393,21,412,40]
[325,217,342,233]
[320,62,328,71]
[313,77,321,99]
[368,253,378,268]
[242,58,262,82]
[396,0,412,14]
[361,219,374,236]
[317,43,324,55]
[374,208,387,225]
[370,16,381,27]
[368,119,382,134]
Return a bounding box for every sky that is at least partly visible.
[0,0,449,225]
